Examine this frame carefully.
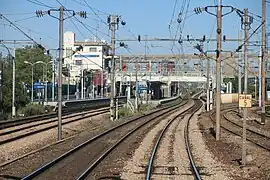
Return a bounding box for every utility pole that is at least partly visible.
[259,49,262,107]
[108,15,120,121]
[12,48,16,118]
[215,0,222,140]
[52,60,55,101]
[0,61,3,114]
[135,57,139,112]
[81,68,84,99]
[58,6,64,140]
[67,64,70,100]
[36,7,86,140]
[242,8,249,166]
[193,1,238,140]
[261,0,267,125]
[206,54,210,112]
[238,31,242,113]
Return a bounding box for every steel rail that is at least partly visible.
[22,99,186,180]
[0,109,109,145]
[0,105,116,129]
[0,97,127,129]
[184,99,203,180]
[210,109,270,151]
[145,99,203,180]
[0,107,110,136]
[77,100,188,180]
[223,111,270,138]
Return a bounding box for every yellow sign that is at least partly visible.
[239,94,252,108]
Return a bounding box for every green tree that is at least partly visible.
[0,46,52,119]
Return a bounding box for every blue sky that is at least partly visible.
[0,0,269,57]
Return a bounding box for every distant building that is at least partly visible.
[63,31,111,85]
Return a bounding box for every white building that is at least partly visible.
[63,31,110,85]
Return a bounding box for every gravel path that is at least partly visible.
[120,101,193,179]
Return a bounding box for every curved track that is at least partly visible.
[21,99,187,179]
[145,98,203,180]
[210,108,270,151]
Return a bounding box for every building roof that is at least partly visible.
[74,41,110,47]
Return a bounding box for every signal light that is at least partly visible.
[202,35,206,42]
[79,11,87,18]
[138,35,141,42]
[119,42,125,47]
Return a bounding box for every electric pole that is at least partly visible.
[58,6,64,140]
[215,0,222,140]
[0,61,3,115]
[261,0,267,125]
[36,7,86,140]
[135,58,139,112]
[108,15,120,121]
[238,31,242,113]
[206,54,210,112]
[242,8,249,166]
[12,49,15,118]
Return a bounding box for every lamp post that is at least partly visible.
[38,61,53,102]
[24,61,48,102]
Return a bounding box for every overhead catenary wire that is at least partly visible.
[71,0,109,15]
[82,0,107,25]
[13,15,38,22]
[1,12,36,16]
[0,14,45,48]
[55,0,105,42]
[26,0,55,8]
[68,15,88,39]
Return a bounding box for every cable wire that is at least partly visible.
[14,15,38,22]
[26,0,55,8]
[56,0,104,41]
[0,14,44,47]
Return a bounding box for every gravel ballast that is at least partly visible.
[120,101,194,179]
[198,106,270,180]
[0,110,108,164]
[189,106,232,180]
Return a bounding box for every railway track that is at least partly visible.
[145,99,203,180]
[0,107,111,145]
[210,108,270,151]
[21,99,188,179]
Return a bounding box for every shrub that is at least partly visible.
[17,104,52,117]
[118,107,133,118]
[139,104,154,112]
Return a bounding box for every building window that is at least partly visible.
[75,60,82,65]
[89,47,97,52]
[66,47,73,58]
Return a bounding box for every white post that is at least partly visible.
[52,60,55,101]
[12,49,16,118]
[45,64,48,102]
[255,77,257,100]
[81,68,84,99]
[31,65,34,102]
[259,49,262,107]
[67,64,70,100]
